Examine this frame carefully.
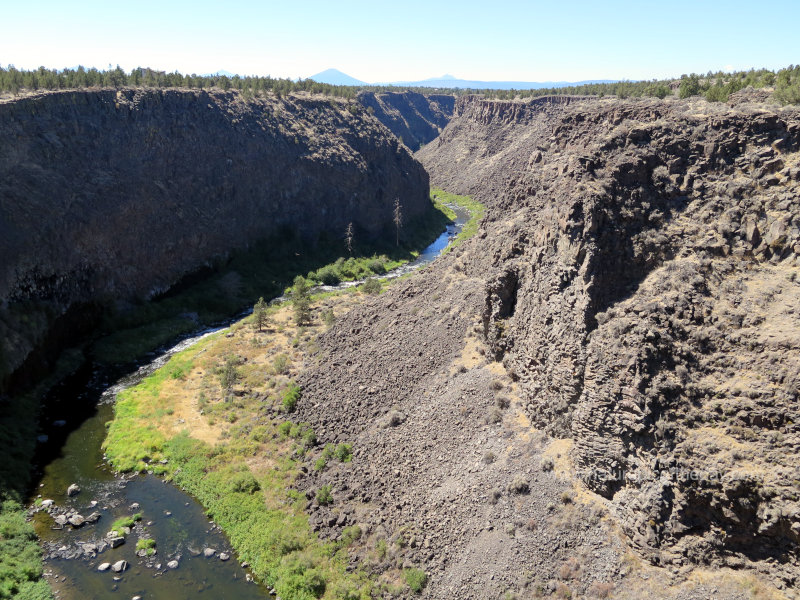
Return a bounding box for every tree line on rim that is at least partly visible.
[1,64,798,104]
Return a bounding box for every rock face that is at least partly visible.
[0,88,430,390]
[418,96,800,583]
[357,91,454,151]
[279,95,798,597]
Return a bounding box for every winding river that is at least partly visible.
[28,204,469,599]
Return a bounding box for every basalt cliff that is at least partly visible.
[285,95,800,597]
[357,91,455,151]
[0,88,430,390]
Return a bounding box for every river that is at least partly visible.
[28,203,469,599]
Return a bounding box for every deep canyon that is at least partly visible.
[1,86,799,599]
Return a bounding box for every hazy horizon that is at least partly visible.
[2,0,799,83]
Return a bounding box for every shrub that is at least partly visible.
[334,443,352,463]
[277,421,292,437]
[301,428,317,448]
[217,355,240,395]
[272,354,290,375]
[316,485,333,506]
[375,538,388,560]
[228,471,261,494]
[495,394,510,409]
[403,568,427,594]
[508,476,529,495]
[558,557,580,580]
[283,383,302,413]
[315,265,341,286]
[489,488,502,504]
[360,278,382,295]
[366,257,387,274]
[540,457,554,472]
[314,457,327,471]
[322,309,336,327]
[341,525,362,545]
[486,407,503,424]
[587,581,615,598]
[482,451,496,464]
[560,491,573,504]
[555,583,572,599]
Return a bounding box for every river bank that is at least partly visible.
[100,191,479,598]
[17,190,480,599]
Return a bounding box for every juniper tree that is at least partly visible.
[253,296,269,331]
[393,198,403,247]
[291,276,312,325]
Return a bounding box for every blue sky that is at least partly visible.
[2,0,798,82]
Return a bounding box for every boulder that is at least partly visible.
[97,562,111,572]
[167,560,179,569]
[53,515,67,526]
[66,483,80,497]
[111,560,128,573]
[68,514,85,527]
[85,512,102,524]
[41,499,54,508]
[108,536,125,548]
[219,552,230,561]
[203,548,216,558]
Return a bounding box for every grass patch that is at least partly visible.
[109,513,142,537]
[430,187,485,253]
[0,499,51,600]
[135,538,157,555]
[104,337,373,599]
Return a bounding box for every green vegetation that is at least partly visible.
[402,568,428,594]
[0,65,362,98]
[135,538,157,556]
[359,278,382,295]
[3,64,799,104]
[282,382,302,413]
[0,351,81,600]
[334,444,353,463]
[315,485,333,506]
[0,499,51,599]
[431,188,486,252]
[253,297,269,332]
[103,336,373,599]
[109,513,142,537]
[291,276,313,326]
[217,355,240,397]
[89,196,450,366]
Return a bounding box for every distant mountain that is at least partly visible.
[204,69,236,77]
[308,69,619,90]
[309,68,367,86]
[386,75,619,90]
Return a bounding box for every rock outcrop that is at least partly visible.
[0,88,430,390]
[357,91,454,151]
[418,95,800,585]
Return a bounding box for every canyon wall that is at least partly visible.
[417,95,800,583]
[0,88,430,389]
[357,91,454,151]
